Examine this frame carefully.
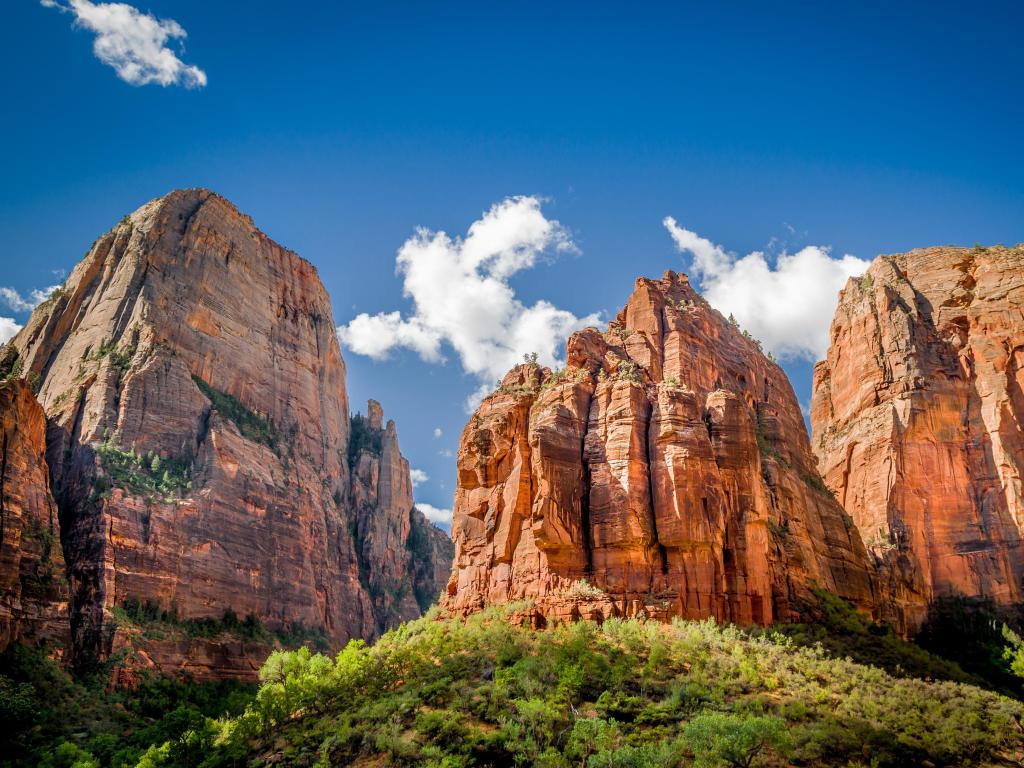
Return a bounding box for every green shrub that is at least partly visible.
[684,712,791,768]
[94,438,192,502]
[191,375,279,452]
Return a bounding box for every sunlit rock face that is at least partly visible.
[812,244,1024,633]
[5,189,451,678]
[445,271,877,626]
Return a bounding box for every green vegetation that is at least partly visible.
[88,338,137,375]
[348,412,383,468]
[120,603,1024,768]
[191,375,279,452]
[113,600,331,652]
[93,437,192,502]
[915,595,1024,698]
[0,643,255,768]
[2,353,24,382]
[7,592,1024,768]
[615,360,640,383]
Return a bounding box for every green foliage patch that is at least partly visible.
[192,375,279,452]
[130,604,1024,767]
[93,438,192,502]
[0,643,254,768]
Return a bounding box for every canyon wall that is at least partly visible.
[1,189,450,678]
[811,245,1024,631]
[445,271,876,626]
[0,368,68,652]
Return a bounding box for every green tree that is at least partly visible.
[1002,624,1024,678]
[684,712,792,768]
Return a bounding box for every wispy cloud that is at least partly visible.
[663,217,869,361]
[0,285,62,313]
[0,318,21,345]
[42,0,207,88]
[338,196,600,410]
[416,503,452,528]
[409,468,429,488]
[433,427,443,439]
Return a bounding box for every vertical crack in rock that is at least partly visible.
[446,270,877,626]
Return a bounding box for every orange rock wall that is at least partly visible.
[5,190,450,677]
[812,245,1024,631]
[0,375,68,652]
[445,272,876,625]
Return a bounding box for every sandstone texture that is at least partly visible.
[0,371,68,652]
[445,272,876,626]
[812,245,1024,632]
[3,189,451,678]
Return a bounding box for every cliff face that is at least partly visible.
[350,400,455,633]
[445,271,876,625]
[5,189,450,678]
[811,245,1024,631]
[0,371,68,652]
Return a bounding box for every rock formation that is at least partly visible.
[445,271,876,625]
[351,400,454,633]
[812,244,1024,632]
[0,365,68,653]
[1,189,450,678]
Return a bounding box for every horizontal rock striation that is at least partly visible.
[812,244,1024,632]
[4,189,451,678]
[445,271,876,626]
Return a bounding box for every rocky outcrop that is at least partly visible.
[4,189,451,678]
[0,371,68,652]
[445,271,876,626]
[350,400,454,632]
[811,245,1024,632]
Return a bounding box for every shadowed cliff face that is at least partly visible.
[812,244,1024,633]
[0,372,68,652]
[445,271,877,626]
[3,189,451,678]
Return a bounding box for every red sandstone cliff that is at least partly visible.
[811,245,1024,631]
[0,365,68,653]
[445,271,876,625]
[2,189,450,678]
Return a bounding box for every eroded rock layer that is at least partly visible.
[5,189,450,677]
[812,245,1024,632]
[0,372,68,652]
[445,271,876,625]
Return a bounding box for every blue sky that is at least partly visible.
[2,1,1022,528]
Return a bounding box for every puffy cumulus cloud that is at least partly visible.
[663,217,869,361]
[416,503,452,528]
[0,318,22,345]
[409,468,429,487]
[0,285,62,313]
[42,0,207,88]
[433,428,442,439]
[338,196,601,410]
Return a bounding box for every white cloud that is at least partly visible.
[43,0,207,88]
[409,468,429,487]
[663,217,869,361]
[0,285,62,313]
[0,318,22,345]
[416,503,452,527]
[338,196,600,410]
[433,428,443,439]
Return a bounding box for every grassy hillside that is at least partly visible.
[131,604,1024,768]
[6,597,1024,768]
